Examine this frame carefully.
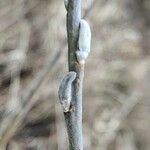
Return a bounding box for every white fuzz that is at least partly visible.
[76,19,91,64]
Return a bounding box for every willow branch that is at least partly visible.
[64,0,84,149]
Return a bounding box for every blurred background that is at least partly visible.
[0,0,149,149]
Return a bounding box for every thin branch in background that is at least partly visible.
[83,0,98,18]
[0,20,30,149]
[0,48,62,148]
[98,91,142,150]
[116,128,137,150]
[0,0,40,33]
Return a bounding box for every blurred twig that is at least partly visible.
[0,20,30,149]
[98,91,142,150]
[0,0,40,33]
[0,48,63,148]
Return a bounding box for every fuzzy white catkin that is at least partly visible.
[76,19,91,64]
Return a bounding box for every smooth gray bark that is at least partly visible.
[64,0,84,150]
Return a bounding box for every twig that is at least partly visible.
[57,1,95,149]
[65,0,83,149]
[0,48,62,147]
[58,0,91,149]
